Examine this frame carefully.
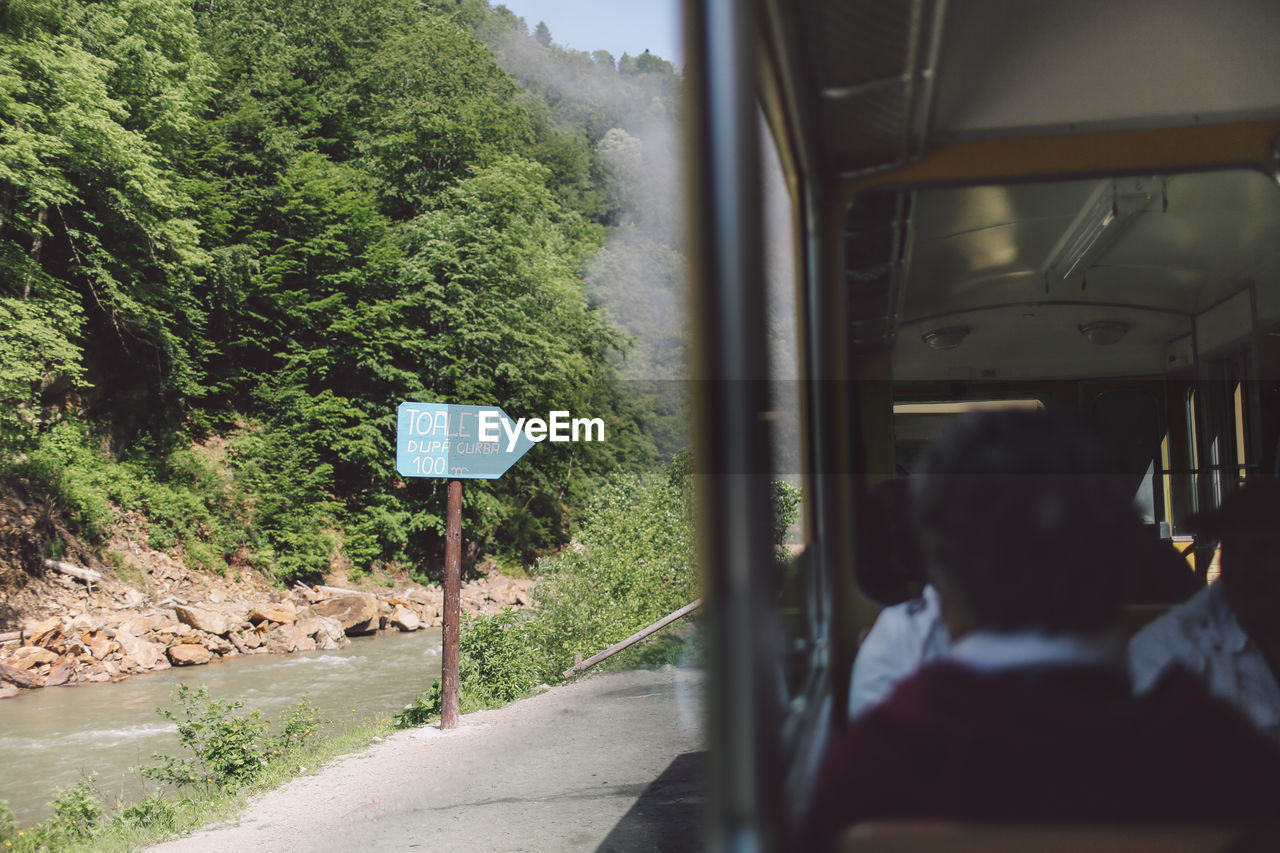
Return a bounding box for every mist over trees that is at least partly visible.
[0,0,684,579]
[479,8,689,460]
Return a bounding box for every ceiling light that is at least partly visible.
[922,325,970,350]
[1044,178,1163,282]
[1079,320,1129,346]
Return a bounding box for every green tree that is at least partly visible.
[0,0,211,443]
[353,15,533,216]
[397,155,651,561]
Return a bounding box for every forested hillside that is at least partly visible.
[0,0,684,586]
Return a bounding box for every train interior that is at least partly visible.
[688,1,1280,848]
[850,168,1280,603]
[729,1,1280,847]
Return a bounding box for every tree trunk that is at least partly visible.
[43,559,103,584]
[22,205,48,300]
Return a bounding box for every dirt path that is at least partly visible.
[149,666,704,853]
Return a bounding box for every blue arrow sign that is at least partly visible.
[396,402,535,479]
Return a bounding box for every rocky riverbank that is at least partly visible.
[0,550,532,699]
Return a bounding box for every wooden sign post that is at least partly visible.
[395,402,535,729]
[441,478,462,729]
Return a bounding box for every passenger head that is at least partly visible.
[912,409,1137,638]
[1188,479,1280,644]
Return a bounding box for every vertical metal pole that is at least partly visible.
[685,0,781,850]
[441,478,462,729]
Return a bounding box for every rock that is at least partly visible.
[116,631,167,671]
[174,605,231,636]
[28,616,63,648]
[390,605,421,632]
[264,623,316,654]
[300,615,347,650]
[249,600,297,625]
[241,629,263,649]
[119,615,151,636]
[205,634,233,654]
[311,594,379,635]
[8,645,59,669]
[0,684,18,699]
[84,631,114,660]
[121,587,146,607]
[0,662,37,689]
[167,644,213,666]
[44,656,76,687]
[121,612,179,637]
[70,612,107,633]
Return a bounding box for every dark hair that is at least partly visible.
[911,409,1137,634]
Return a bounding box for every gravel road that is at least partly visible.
[149,665,704,853]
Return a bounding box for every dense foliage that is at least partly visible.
[0,0,684,581]
[397,459,696,726]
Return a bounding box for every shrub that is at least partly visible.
[275,694,326,749]
[47,779,102,841]
[458,609,546,706]
[771,478,802,551]
[143,685,325,792]
[14,423,240,574]
[114,792,178,831]
[395,610,544,728]
[10,413,346,585]
[531,467,697,674]
[395,679,443,728]
[0,800,18,847]
[144,685,272,791]
[1,779,107,849]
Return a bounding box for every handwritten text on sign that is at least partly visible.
[396,402,534,480]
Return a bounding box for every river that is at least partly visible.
[0,628,443,826]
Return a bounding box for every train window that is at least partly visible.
[760,114,818,723]
[892,399,1043,474]
[1088,389,1162,526]
[1186,386,1202,523]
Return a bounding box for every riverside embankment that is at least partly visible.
[0,567,529,696]
[1,492,532,700]
[0,627,446,826]
[0,527,534,826]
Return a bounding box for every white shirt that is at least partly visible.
[950,630,1124,673]
[1128,582,1280,745]
[848,585,950,719]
